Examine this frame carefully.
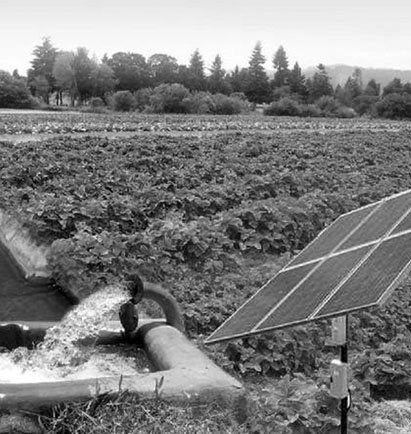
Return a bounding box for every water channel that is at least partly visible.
[0,241,73,321]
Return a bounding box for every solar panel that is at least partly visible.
[206,189,411,344]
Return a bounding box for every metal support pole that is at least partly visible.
[340,315,348,434]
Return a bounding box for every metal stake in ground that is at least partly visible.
[340,316,349,434]
[329,315,349,434]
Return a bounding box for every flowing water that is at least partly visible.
[0,284,150,383]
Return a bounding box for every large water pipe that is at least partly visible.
[0,320,243,410]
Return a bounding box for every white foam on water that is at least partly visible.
[0,284,149,383]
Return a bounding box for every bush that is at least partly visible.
[315,96,357,118]
[374,93,411,119]
[150,83,190,113]
[90,97,104,108]
[352,95,379,116]
[315,96,340,115]
[138,86,250,115]
[111,90,135,111]
[298,103,322,117]
[134,88,153,112]
[335,106,357,118]
[230,92,248,101]
[0,71,34,108]
[212,93,249,114]
[183,91,215,114]
[264,97,302,116]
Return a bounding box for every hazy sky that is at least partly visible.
[1,0,411,75]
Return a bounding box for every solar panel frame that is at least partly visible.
[206,189,411,345]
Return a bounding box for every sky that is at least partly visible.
[1,0,411,75]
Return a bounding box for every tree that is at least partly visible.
[53,51,77,106]
[307,64,333,102]
[207,55,231,94]
[288,62,307,97]
[245,41,271,103]
[147,54,178,86]
[382,78,403,96]
[27,37,57,103]
[72,47,96,103]
[107,52,149,91]
[0,70,33,108]
[375,93,411,119]
[90,63,117,100]
[272,45,289,88]
[364,79,380,96]
[342,68,363,106]
[31,75,50,102]
[187,49,206,91]
[228,66,248,94]
[351,78,380,115]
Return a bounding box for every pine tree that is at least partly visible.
[307,64,333,102]
[27,37,58,103]
[187,49,206,91]
[343,68,363,105]
[208,55,231,94]
[364,79,380,96]
[272,45,289,88]
[228,66,248,94]
[246,41,271,103]
[288,62,307,97]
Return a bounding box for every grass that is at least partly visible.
[34,392,249,434]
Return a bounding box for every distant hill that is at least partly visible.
[304,64,411,89]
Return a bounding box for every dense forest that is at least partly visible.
[1,37,411,119]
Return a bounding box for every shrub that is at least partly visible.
[0,71,34,108]
[374,93,411,119]
[264,97,302,116]
[335,106,357,118]
[150,83,190,113]
[183,91,215,114]
[298,103,322,117]
[90,97,104,108]
[315,96,340,115]
[352,95,379,116]
[212,93,249,114]
[230,92,248,101]
[315,96,357,118]
[111,90,135,111]
[134,88,153,112]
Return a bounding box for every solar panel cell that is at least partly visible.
[289,204,377,267]
[336,191,411,252]
[256,246,371,331]
[316,232,411,317]
[207,263,316,343]
[392,211,411,235]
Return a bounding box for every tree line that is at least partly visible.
[2,37,411,118]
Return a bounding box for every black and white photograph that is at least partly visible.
[1,1,411,432]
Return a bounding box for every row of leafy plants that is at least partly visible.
[2,122,411,431]
[2,112,411,136]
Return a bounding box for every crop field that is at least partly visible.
[2,112,411,432]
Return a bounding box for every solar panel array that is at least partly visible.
[206,189,411,344]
